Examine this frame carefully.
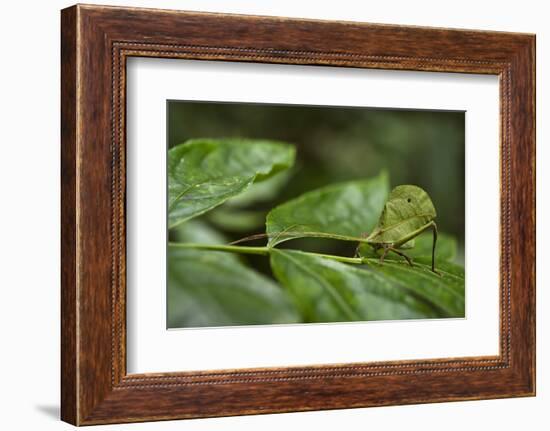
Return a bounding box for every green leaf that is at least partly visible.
[168,248,301,328]
[168,221,300,328]
[269,249,459,323]
[358,231,457,264]
[207,208,266,232]
[170,218,233,247]
[363,259,465,317]
[168,139,295,228]
[266,172,389,246]
[225,169,293,208]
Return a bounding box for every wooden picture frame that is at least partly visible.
[61,4,535,425]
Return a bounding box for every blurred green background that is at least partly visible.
[168,101,465,273]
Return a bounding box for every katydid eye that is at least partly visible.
[407,198,411,203]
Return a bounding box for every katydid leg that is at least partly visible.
[379,245,390,263]
[388,247,413,266]
[395,220,439,274]
[430,221,440,274]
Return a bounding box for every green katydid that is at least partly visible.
[230,184,439,273]
[354,185,439,274]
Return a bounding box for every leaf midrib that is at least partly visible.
[273,250,360,321]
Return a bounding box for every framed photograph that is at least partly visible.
[61,4,535,425]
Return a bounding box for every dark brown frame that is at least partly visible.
[61,4,536,426]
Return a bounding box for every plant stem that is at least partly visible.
[308,253,365,264]
[168,242,367,264]
[169,242,269,256]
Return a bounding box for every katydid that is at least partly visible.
[355,185,439,273]
[230,184,439,273]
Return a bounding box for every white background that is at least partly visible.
[0,0,547,430]
[127,59,500,373]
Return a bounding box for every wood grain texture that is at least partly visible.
[60,4,535,425]
[60,5,78,425]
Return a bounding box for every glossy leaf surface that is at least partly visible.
[266,172,389,246]
[168,221,300,327]
[168,139,295,228]
[270,249,463,323]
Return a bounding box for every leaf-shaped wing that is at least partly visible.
[367,184,437,244]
